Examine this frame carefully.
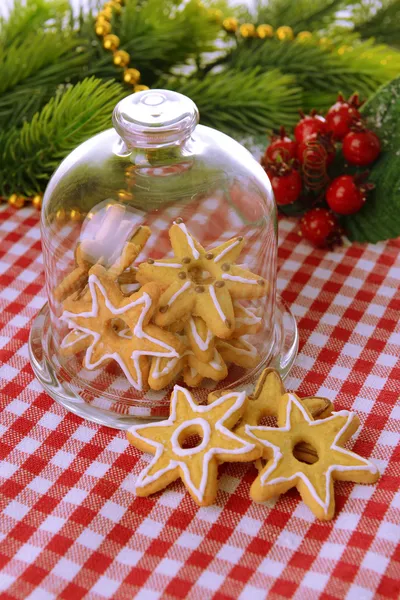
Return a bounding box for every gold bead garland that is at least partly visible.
[8,2,335,209]
[256,24,274,39]
[239,23,256,38]
[94,0,149,94]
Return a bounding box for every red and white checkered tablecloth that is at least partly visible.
[0,203,399,600]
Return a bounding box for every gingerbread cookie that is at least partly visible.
[187,348,228,382]
[184,316,215,362]
[54,204,150,302]
[148,333,193,391]
[137,220,268,338]
[246,392,379,520]
[127,385,260,505]
[232,301,262,338]
[209,369,332,464]
[217,337,260,369]
[60,265,182,391]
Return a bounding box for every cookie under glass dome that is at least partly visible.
[29,89,298,428]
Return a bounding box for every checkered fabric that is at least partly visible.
[0,203,399,600]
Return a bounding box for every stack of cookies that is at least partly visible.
[127,368,379,520]
[56,205,268,393]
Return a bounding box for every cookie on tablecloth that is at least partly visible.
[127,385,261,505]
[246,391,379,520]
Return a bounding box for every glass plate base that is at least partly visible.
[28,297,298,430]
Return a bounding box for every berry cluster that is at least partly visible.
[261,94,381,247]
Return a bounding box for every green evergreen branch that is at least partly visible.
[226,37,400,112]
[163,68,302,134]
[352,0,400,47]
[0,77,127,196]
[0,0,69,47]
[255,0,347,33]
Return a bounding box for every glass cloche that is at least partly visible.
[29,89,298,428]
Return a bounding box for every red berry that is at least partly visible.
[267,164,302,206]
[297,132,335,166]
[294,110,327,144]
[342,129,381,166]
[300,208,340,248]
[326,93,362,140]
[326,175,365,215]
[265,127,297,162]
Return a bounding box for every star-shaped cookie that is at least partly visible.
[54,204,150,302]
[209,369,332,464]
[137,219,268,338]
[60,265,182,391]
[246,393,379,520]
[127,385,261,505]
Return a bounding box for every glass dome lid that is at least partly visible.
[29,89,298,429]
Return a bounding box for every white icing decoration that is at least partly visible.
[213,239,240,263]
[188,318,213,351]
[175,222,200,259]
[235,316,262,326]
[61,330,90,348]
[61,274,178,391]
[209,350,223,371]
[245,394,378,517]
[222,274,258,285]
[120,283,140,294]
[231,340,258,357]
[151,350,191,379]
[233,302,261,326]
[170,418,211,456]
[118,327,132,339]
[130,386,255,503]
[153,262,182,268]
[209,284,226,323]
[167,280,191,307]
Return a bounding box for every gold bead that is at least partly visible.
[319,37,333,49]
[56,208,66,222]
[134,84,149,92]
[32,194,42,210]
[97,8,112,20]
[113,50,130,67]
[125,165,136,177]
[70,208,82,222]
[276,26,294,41]
[239,23,256,38]
[108,1,121,14]
[297,31,312,42]
[222,17,238,33]
[256,24,274,38]
[208,8,223,22]
[8,194,25,208]
[95,21,111,36]
[103,34,120,51]
[123,68,141,84]
[118,190,133,202]
[337,44,350,55]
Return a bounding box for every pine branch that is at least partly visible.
[104,0,222,81]
[352,0,400,47]
[163,68,302,134]
[0,77,127,196]
[255,0,349,33]
[0,0,69,47]
[226,37,400,113]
